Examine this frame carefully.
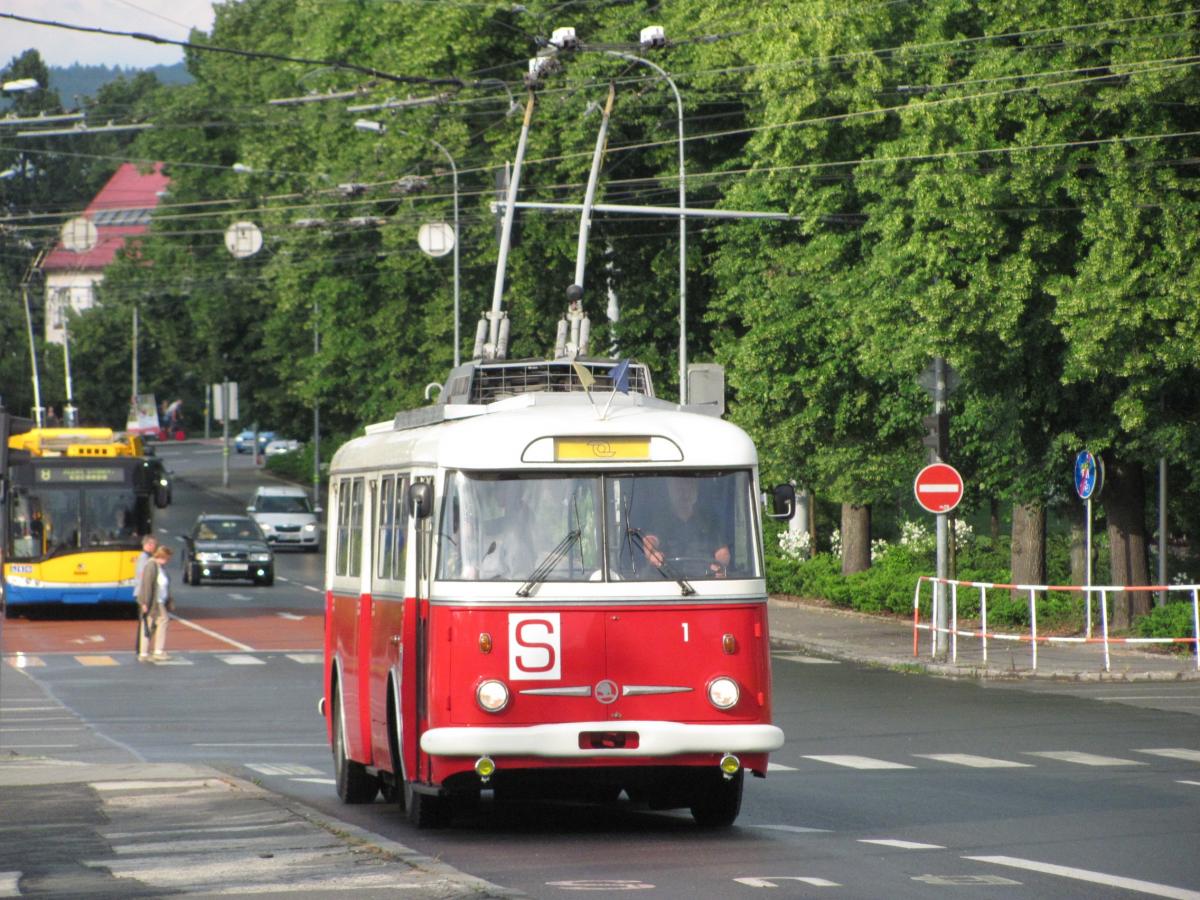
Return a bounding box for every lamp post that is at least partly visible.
[553,26,688,401]
[354,119,461,366]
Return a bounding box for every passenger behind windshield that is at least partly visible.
[439,474,599,582]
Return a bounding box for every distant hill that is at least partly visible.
[49,62,191,106]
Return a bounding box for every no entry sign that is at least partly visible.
[914,463,964,514]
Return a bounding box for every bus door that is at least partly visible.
[369,474,408,764]
[400,477,434,784]
[330,476,368,760]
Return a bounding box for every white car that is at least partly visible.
[264,439,301,457]
[246,485,320,552]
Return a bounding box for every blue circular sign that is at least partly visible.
[1074,450,1103,500]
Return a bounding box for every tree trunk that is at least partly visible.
[1010,503,1046,600]
[840,503,871,575]
[1105,458,1151,629]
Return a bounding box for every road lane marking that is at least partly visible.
[1134,748,1200,763]
[1024,751,1144,766]
[1179,780,1200,787]
[286,653,322,664]
[277,612,304,621]
[5,655,45,668]
[228,593,251,602]
[193,742,326,748]
[966,855,1200,899]
[169,613,254,651]
[803,755,915,769]
[0,872,19,898]
[218,654,265,665]
[75,655,119,666]
[774,653,839,665]
[767,762,798,771]
[750,824,832,834]
[860,839,944,850]
[291,777,337,785]
[914,753,1032,768]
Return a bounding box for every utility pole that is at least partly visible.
[920,356,954,659]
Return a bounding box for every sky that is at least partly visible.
[1,0,218,69]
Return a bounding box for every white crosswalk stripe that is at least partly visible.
[1024,751,1145,767]
[1133,748,1200,763]
[914,753,1032,768]
[245,763,324,777]
[803,755,915,770]
[217,654,266,666]
[285,653,323,664]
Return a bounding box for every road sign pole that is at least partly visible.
[1085,495,1092,639]
[936,512,948,659]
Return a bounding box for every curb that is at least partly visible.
[769,631,1200,682]
[211,767,526,899]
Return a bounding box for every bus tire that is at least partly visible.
[332,690,379,804]
[689,767,743,827]
[404,781,450,829]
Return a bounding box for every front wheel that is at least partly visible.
[689,768,743,827]
[332,690,379,804]
[404,780,450,829]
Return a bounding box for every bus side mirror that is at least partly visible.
[765,483,795,520]
[408,482,433,520]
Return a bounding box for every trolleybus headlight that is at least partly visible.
[707,677,740,710]
[476,679,509,713]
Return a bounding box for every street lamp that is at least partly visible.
[354,119,461,367]
[553,26,689,402]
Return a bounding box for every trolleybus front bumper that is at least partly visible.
[420,721,784,758]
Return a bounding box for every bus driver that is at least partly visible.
[640,478,731,577]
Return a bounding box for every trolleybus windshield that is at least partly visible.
[437,470,759,584]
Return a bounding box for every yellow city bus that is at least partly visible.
[3,428,171,613]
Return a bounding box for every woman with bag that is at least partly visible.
[136,545,174,661]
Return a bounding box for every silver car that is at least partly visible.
[247,485,320,552]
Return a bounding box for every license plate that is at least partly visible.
[223,563,248,571]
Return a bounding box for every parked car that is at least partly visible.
[180,514,274,586]
[246,485,320,552]
[234,429,276,454]
[264,438,301,457]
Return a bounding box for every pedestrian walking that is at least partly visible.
[136,545,174,661]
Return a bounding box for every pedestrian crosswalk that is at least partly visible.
[3,652,322,669]
[769,747,1198,772]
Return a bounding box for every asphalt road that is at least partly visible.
[4,442,1199,899]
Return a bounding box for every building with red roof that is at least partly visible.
[41,162,169,344]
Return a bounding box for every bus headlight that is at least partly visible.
[476,679,509,713]
[707,677,740,710]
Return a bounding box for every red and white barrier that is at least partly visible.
[912,578,1200,672]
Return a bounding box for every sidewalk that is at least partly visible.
[0,665,515,899]
[768,595,1200,682]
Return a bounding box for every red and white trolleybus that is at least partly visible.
[322,358,791,827]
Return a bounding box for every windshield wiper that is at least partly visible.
[626,527,695,596]
[516,529,581,598]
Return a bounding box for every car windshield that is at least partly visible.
[436,470,759,583]
[258,496,311,514]
[195,519,262,541]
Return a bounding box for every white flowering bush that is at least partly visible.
[899,519,933,552]
[870,538,891,562]
[829,528,841,558]
[778,527,812,561]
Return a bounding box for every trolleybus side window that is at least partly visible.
[375,474,408,583]
[334,478,365,577]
